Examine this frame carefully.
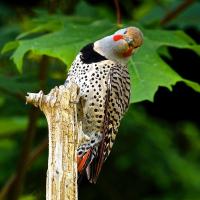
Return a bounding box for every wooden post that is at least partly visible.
[26,83,81,200]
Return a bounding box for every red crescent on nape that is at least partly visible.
[113,34,123,41]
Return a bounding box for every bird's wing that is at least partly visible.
[87,66,130,183]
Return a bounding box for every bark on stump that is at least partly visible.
[26,83,81,200]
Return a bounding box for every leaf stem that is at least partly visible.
[0,87,24,101]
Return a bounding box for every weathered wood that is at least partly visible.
[26,83,81,200]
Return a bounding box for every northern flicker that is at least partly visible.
[65,27,143,183]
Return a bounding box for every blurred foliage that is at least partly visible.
[0,0,200,199]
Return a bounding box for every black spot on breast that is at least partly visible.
[80,43,108,64]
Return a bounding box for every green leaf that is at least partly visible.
[3,20,116,72]
[1,41,19,54]
[3,17,200,102]
[184,80,200,93]
[0,25,20,51]
[129,29,200,102]
[16,11,94,40]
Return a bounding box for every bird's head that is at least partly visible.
[94,27,143,65]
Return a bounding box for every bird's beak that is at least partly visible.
[124,37,134,48]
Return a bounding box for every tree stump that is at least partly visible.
[26,83,81,200]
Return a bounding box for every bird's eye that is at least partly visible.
[124,30,127,34]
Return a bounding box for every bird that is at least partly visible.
[65,26,143,183]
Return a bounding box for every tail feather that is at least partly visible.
[78,148,93,174]
[77,147,100,184]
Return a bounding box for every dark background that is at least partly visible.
[0,0,200,199]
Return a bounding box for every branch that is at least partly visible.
[28,138,48,167]
[62,0,79,14]
[0,108,39,200]
[160,0,195,25]
[0,138,48,200]
[26,83,83,200]
[7,108,39,200]
[0,175,15,200]
[0,87,24,101]
[49,0,57,14]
